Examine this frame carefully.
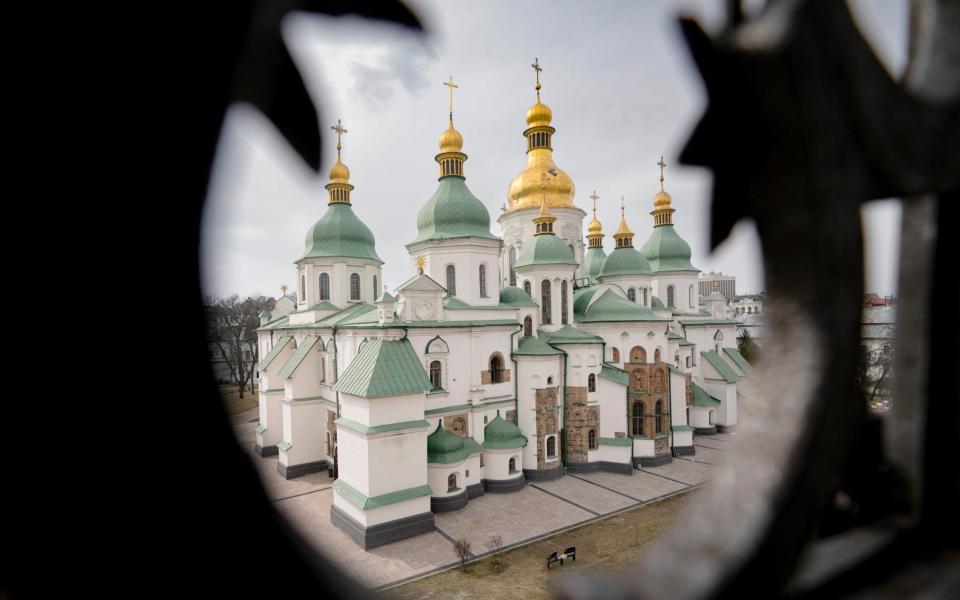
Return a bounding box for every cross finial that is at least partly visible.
[416,255,427,274]
[531,57,542,99]
[658,155,667,190]
[442,76,459,122]
[620,195,625,215]
[331,118,348,156]
[280,284,288,296]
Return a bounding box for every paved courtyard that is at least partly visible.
[231,409,734,589]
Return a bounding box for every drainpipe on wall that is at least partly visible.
[331,325,340,418]
[558,346,569,470]
[508,323,524,421]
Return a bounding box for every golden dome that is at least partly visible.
[588,216,603,236]
[525,100,553,128]
[439,120,464,153]
[614,197,633,239]
[653,189,672,210]
[507,158,575,211]
[328,156,350,184]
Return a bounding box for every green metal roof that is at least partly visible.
[539,325,604,344]
[575,288,671,323]
[483,413,526,449]
[301,203,382,263]
[426,422,482,464]
[691,383,722,406]
[258,335,293,371]
[651,296,665,309]
[333,338,432,398]
[723,347,753,376]
[640,224,698,272]
[376,290,395,303]
[514,336,564,356]
[700,350,739,383]
[679,318,741,326]
[515,233,578,267]
[411,176,497,243]
[332,479,432,511]
[599,436,631,447]
[442,296,517,311]
[336,418,430,435]
[599,246,653,277]
[598,363,628,386]
[307,300,340,312]
[499,286,538,307]
[256,315,290,332]
[584,246,608,280]
[278,335,320,379]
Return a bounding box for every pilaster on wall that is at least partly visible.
[564,386,598,463]
[624,362,671,442]
[534,387,559,469]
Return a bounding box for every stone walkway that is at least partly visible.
[231,416,735,589]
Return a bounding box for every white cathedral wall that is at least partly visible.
[333,493,431,528]
[483,447,523,481]
[515,264,577,330]
[590,443,630,465]
[279,398,326,467]
[296,258,382,308]
[516,354,562,468]
[597,275,654,307]
[652,272,700,312]
[689,406,714,428]
[335,426,370,495]
[257,389,285,449]
[580,323,670,367]
[669,370,689,427]
[407,238,502,306]
[704,379,732,425]
[597,377,627,438]
[633,437,655,458]
[564,344,602,389]
[283,344,324,400]
[499,207,587,284]
[366,430,429,498]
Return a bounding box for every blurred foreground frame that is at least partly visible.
[178,0,957,598]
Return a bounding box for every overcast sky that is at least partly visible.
[202,0,907,300]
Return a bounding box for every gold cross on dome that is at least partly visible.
[280,284,288,295]
[331,118,348,154]
[416,255,427,273]
[590,190,599,212]
[531,57,543,97]
[658,155,667,188]
[443,76,459,120]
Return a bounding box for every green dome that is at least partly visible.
[483,412,526,449]
[515,234,577,268]
[598,247,652,278]
[412,176,497,243]
[499,286,537,306]
[640,225,697,272]
[302,203,382,262]
[584,247,607,280]
[651,295,665,309]
[427,421,464,461]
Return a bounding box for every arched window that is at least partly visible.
[547,376,554,385]
[446,265,456,295]
[588,373,596,392]
[627,288,636,302]
[490,354,504,383]
[524,316,533,337]
[667,285,675,308]
[632,403,644,436]
[654,348,662,363]
[546,436,556,457]
[319,273,330,300]
[350,273,360,300]
[452,417,466,435]
[300,274,306,303]
[612,347,620,363]
[319,357,326,382]
[430,360,442,390]
[447,473,457,491]
[689,284,695,308]
[656,401,663,434]
[588,429,597,450]
[509,247,517,286]
[630,346,647,363]
[643,288,648,306]
[373,275,378,298]
[524,280,531,297]
[568,243,575,262]
[561,280,568,324]
[479,264,487,297]
[541,280,552,324]
[509,457,517,472]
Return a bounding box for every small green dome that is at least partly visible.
[302,203,382,262]
[412,176,497,243]
[651,295,665,309]
[515,234,577,268]
[584,246,607,280]
[640,225,697,272]
[599,247,652,278]
[427,422,464,459]
[483,412,526,449]
[499,286,537,306]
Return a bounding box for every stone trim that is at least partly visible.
[522,464,564,481]
[430,489,469,512]
[483,475,526,493]
[336,417,430,435]
[255,443,278,457]
[672,445,696,457]
[330,504,435,550]
[333,479,432,511]
[694,425,717,435]
[277,459,328,479]
[599,437,631,447]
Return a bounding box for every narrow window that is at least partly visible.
[612,347,620,363]
[643,288,648,306]
[541,280,552,324]
[627,288,636,302]
[632,403,644,436]
[509,247,517,286]
[686,355,691,368]
[447,473,457,491]
[667,285,675,308]
[655,348,661,363]
[689,284,695,308]
[588,429,597,450]
[300,274,305,303]
[509,457,517,472]
[430,360,442,390]
[524,280,531,296]
[350,273,360,300]
[547,436,556,458]
[479,264,487,297]
[320,357,325,382]
[561,280,568,324]
[656,401,663,434]
[524,316,533,337]
[319,273,330,300]
[446,264,456,295]
[373,275,378,298]
[588,373,596,392]
[490,354,503,384]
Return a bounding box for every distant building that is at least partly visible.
[731,293,764,316]
[699,271,736,301]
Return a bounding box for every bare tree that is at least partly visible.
[485,534,504,571]
[453,538,472,571]
[206,294,275,398]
